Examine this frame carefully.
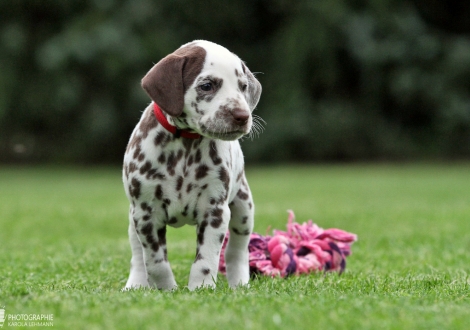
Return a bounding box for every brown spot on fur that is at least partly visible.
[233,228,250,236]
[176,176,184,191]
[139,161,152,174]
[166,151,178,176]
[158,153,166,164]
[182,204,189,216]
[141,222,153,235]
[141,222,160,252]
[133,145,142,160]
[195,164,209,179]
[209,141,222,165]
[155,184,163,200]
[168,217,178,224]
[126,133,142,152]
[130,178,141,199]
[211,208,223,218]
[195,149,202,163]
[177,149,184,161]
[155,172,166,180]
[219,167,230,192]
[201,268,210,275]
[210,208,223,228]
[219,233,226,243]
[237,189,249,200]
[182,138,194,153]
[147,169,165,180]
[139,108,159,138]
[154,132,167,146]
[146,169,156,179]
[188,155,194,166]
[211,208,224,228]
[211,218,223,228]
[157,227,167,246]
[218,193,227,204]
[129,162,137,173]
[141,202,152,212]
[197,220,208,245]
[186,183,193,193]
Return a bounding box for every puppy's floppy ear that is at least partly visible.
[141,55,185,116]
[141,46,206,117]
[242,62,262,111]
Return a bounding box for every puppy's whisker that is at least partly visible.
[246,114,266,140]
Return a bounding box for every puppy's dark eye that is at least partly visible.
[242,84,248,92]
[200,83,213,91]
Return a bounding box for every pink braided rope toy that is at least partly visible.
[219,210,358,277]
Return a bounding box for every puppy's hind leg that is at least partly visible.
[125,204,177,291]
[124,206,149,289]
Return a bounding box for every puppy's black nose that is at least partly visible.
[231,108,250,126]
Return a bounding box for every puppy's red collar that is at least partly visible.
[153,103,201,139]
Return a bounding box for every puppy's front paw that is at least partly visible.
[123,276,150,291]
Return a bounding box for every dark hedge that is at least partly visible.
[1,0,469,163]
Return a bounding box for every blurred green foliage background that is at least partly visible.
[1,0,470,164]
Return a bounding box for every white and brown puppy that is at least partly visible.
[123,40,262,290]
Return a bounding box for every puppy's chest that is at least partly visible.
[125,126,241,226]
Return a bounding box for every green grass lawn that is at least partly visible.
[0,164,469,329]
